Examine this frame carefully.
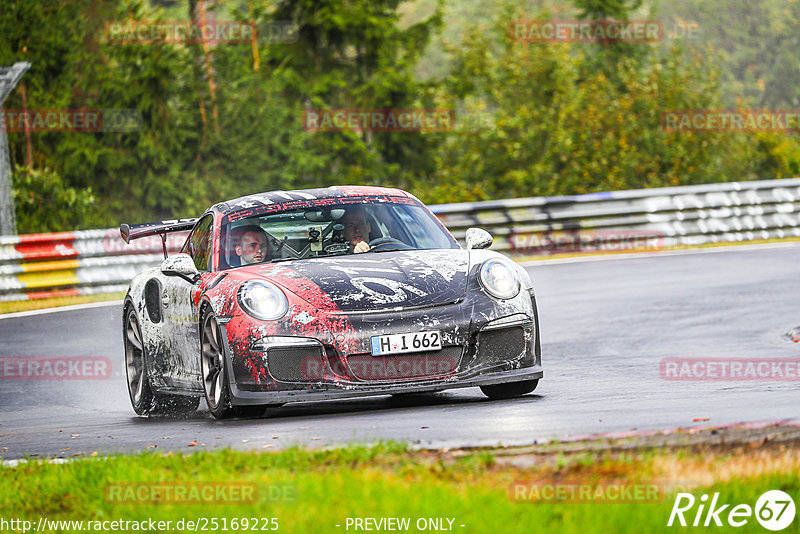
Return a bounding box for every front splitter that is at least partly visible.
[227,366,543,405]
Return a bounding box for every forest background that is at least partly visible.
[2,0,799,232]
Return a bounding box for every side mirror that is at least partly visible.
[161,253,200,283]
[465,228,493,250]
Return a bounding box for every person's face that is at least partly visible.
[342,212,370,246]
[235,231,267,265]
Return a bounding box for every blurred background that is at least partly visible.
[2,0,800,232]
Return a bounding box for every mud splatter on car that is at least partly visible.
[120,186,542,418]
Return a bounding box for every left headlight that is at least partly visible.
[238,280,289,321]
[479,258,520,300]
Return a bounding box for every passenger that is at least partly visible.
[233,225,270,265]
[341,207,372,254]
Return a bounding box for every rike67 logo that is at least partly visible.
[668,490,796,531]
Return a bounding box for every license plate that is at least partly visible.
[370,331,442,356]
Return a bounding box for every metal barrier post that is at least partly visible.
[0,62,31,236]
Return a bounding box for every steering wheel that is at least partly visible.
[367,237,412,251]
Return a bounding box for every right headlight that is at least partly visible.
[479,258,520,300]
[238,280,289,321]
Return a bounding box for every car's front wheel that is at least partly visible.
[200,312,269,419]
[480,379,539,400]
[201,312,235,419]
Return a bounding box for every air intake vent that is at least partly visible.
[267,345,326,382]
[346,346,462,381]
[144,279,162,323]
[477,327,525,363]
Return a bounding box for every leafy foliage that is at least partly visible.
[1,0,800,230]
[419,0,800,202]
[12,166,96,233]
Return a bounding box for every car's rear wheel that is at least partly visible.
[480,379,539,400]
[125,307,200,416]
[125,308,156,415]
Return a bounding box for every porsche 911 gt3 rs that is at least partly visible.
[120,186,542,418]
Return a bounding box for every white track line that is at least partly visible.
[0,300,123,320]
[518,241,800,266]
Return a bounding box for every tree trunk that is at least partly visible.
[191,0,219,132]
[249,0,260,72]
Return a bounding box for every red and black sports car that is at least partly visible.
[120,186,542,418]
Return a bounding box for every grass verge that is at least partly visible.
[1,439,798,533]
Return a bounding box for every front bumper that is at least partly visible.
[220,292,543,405]
[226,365,543,405]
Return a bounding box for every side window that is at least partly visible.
[182,215,213,271]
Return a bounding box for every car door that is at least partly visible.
[161,214,214,388]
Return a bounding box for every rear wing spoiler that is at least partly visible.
[119,218,197,258]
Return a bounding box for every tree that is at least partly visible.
[425,0,798,203]
[13,166,95,233]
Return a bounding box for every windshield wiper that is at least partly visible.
[369,247,414,253]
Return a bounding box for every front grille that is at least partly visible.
[476,327,525,363]
[267,346,326,382]
[346,346,462,381]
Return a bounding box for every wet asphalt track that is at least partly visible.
[1,244,799,459]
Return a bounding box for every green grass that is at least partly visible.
[1,443,798,533]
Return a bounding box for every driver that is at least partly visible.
[233,224,270,265]
[341,206,372,254]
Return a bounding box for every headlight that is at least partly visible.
[479,258,520,299]
[238,280,289,321]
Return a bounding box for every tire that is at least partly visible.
[124,307,157,415]
[480,379,539,400]
[124,306,201,416]
[201,311,235,419]
[201,311,271,419]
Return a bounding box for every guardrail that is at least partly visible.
[0,230,188,301]
[2,178,800,301]
[433,178,800,254]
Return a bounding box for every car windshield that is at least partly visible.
[218,197,458,269]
